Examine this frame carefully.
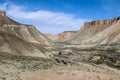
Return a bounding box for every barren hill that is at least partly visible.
[69,16,120,45]
[0,30,48,57]
[0,11,53,45]
[0,11,53,57]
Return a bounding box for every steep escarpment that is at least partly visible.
[45,31,77,42]
[0,11,53,57]
[69,16,120,45]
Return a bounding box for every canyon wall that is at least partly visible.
[69,16,120,45]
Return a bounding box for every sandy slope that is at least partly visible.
[23,63,120,80]
[1,62,119,80]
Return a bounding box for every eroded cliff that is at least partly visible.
[69,16,120,45]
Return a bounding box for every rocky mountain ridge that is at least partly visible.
[69,16,120,45]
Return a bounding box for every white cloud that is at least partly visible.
[0,3,89,34]
[7,5,87,27]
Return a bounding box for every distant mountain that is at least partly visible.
[69,16,120,45]
[0,11,54,57]
[45,31,77,42]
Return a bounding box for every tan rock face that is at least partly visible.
[0,12,21,25]
[84,17,120,27]
[82,17,120,34]
[69,16,120,45]
[45,31,77,42]
[0,11,6,16]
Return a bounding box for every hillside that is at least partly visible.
[0,11,53,46]
[45,31,77,42]
[0,11,53,57]
[69,16,120,45]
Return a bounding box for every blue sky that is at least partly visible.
[0,0,120,34]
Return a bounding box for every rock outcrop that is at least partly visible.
[0,11,6,16]
[0,11,53,57]
[45,31,77,42]
[69,16,120,45]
